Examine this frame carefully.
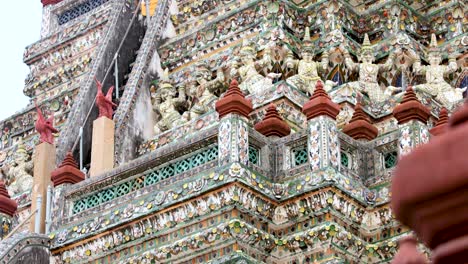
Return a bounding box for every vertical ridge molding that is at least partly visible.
[112,0,171,164]
[56,0,135,164]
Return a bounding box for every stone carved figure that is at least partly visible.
[153,69,187,134]
[183,62,225,121]
[35,102,58,144]
[3,140,34,196]
[94,77,117,119]
[285,27,336,94]
[230,38,279,94]
[343,34,400,103]
[412,34,464,109]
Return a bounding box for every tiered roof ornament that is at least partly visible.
[342,102,378,140]
[392,86,430,124]
[254,104,291,137]
[0,181,17,217]
[51,152,85,187]
[429,108,449,136]
[301,80,340,120]
[215,79,253,119]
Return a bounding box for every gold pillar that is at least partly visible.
[30,142,55,233]
[90,117,115,177]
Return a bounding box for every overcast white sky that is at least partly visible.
[0,1,43,120]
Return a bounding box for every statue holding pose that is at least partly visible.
[412,34,463,109]
[183,62,225,121]
[343,34,400,103]
[3,140,33,196]
[285,27,336,95]
[231,39,279,95]
[153,69,187,134]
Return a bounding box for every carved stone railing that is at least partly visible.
[0,231,50,264]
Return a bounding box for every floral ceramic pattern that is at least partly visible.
[308,121,321,171]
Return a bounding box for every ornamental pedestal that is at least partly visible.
[215,80,253,167]
[90,117,115,177]
[392,87,430,156]
[302,81,341,171]
[30,142,56,233]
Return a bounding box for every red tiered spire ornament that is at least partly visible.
[429,108,449,136]
[254,104,291,137]
[51,152,85,187]
[392,100,468,263]
[301,80,341,120]
[0,181,17,217]
[215,79,253,119]
[392,86,430,125]
[41,0,63,6]
[342,102,378,140]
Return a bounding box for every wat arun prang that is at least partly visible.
[0,0,467,263]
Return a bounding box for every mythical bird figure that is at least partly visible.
[94,77,117,119]
[35,102,58,144]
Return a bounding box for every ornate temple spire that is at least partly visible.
[429,108,449,136]
[301,80,340,120]
[362,33,372,51]
[254,104,291,137]
[393,86,430,124]
[0,181,17,217]
[51,152,85,187]
[342,102,378,140]
[215,79,253,119]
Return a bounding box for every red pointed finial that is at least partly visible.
[429,108,449,136]
[342,102,378,140]
[215,79,253,119]
[254,104,291,137]
[41,0,63,6]
[393,86,430,125]
[0,181,17,217]
[51,152,85,187]
[302,80,341,120]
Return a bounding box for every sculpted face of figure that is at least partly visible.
[160,89,174,100]
[241,53,255,64]
[302,51,313,62]
[196,70,210,85]
[428,53,441,66]
[361,52,374,64]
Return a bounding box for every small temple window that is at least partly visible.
[292,146,308,167]
[58,0,111,25]
[248,145,260,165]
[340,151,351,169]
[384,151,398,169]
